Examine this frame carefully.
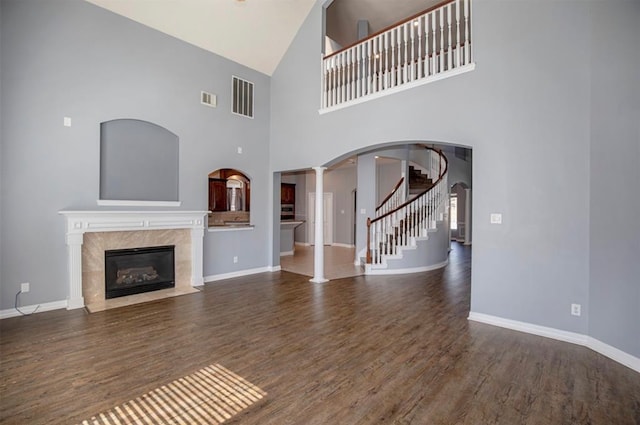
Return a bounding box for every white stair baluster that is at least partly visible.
[367,40,373,95]
[357,44,362,99]
[341,52,347,102]
[378,36,383,92]
[337,53,342,104]
[431,12,437,75]
[322,59,327,108]
[439,8,444,73]
[331,56,337,105]
[390,29,396,87]
[384,32,389,89]
[464,0,470,65]
[456,0,461,68]
[410,21,416,81]
[351,48,356,100]
[447,4,452,70]
[417,17,423,79]
[402,23,408,83]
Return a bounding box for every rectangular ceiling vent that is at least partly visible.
[201,91,217,108]
[232,76,254,119]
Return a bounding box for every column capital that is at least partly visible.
[312,166,327,173]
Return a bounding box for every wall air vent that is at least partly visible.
[232,76,254,118]
[201,91,217,107]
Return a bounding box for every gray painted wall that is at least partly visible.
[377,160,402,204]
[0,0,271,308]
[588,1,640,357]
[270,0,639,358]
[355,153,377,258]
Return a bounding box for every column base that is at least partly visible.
[309,277,329,283]
[67,297,85,310]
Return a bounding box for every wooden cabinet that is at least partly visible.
[281,183,295,220]
[281,183,296,204]
[208,178,227,212]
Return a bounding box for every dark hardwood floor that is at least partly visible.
[1,243,639,424]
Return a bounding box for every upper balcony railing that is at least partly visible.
[321,0,473,112]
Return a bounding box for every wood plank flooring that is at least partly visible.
[1,243,639,424]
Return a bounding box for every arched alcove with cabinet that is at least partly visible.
[207,169,251,227]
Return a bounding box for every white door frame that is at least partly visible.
[308,192,333,245]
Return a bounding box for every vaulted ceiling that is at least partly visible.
[84,0,436,76]
[84,0,316,76]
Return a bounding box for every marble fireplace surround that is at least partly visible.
[59,210,208,311]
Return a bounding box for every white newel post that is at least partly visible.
[66,232,85,310]
[311,167,328,283]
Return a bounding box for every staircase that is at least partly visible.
[408,164,433,195]
[365,148,449,275]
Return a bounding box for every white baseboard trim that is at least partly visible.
[280,250,294,257]
[586,336,640,373]
[295,242,310,247]
[366,259,448,275]
[1,300,68,319]
[204,266,274,283]
[332,243,355,248]
[269,265,281,272]
[468,312,640,373]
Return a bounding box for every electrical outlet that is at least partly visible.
[571,303,581,316]
[233,256,238,263]
[21,282,30,293]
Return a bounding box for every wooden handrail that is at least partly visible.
[376,177,405,212]
[369,147,448,226]
[366,147,448,264]
[325,0,457,60]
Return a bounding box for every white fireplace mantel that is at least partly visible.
[59,210,208,310]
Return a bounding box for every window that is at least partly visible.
[450,194,458,230]
[232,76,254,118]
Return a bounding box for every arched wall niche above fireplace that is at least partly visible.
[99,119,180,206]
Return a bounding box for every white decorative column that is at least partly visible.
[311,167,328,283]
[66,232,85,309]
[191,227,205,286]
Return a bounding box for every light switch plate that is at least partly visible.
[490,213,502,224]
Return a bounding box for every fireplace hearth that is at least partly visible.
[105,245,175,299]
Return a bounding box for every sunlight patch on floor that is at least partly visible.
[78,364,266,425]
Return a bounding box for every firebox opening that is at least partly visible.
[105,245,175,299]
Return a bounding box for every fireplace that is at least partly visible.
[105,245,175,299]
